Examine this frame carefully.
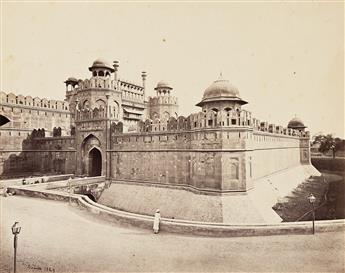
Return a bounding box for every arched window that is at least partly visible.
[83,100,90,109]
[98,71,104,77]
[230,161,239,179]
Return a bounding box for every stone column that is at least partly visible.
[141,71,147,101]
[113,61,119,82]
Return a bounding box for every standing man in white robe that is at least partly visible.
[153,209,161,234]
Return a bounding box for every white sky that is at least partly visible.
[1,2,344,137]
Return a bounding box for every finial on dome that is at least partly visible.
[219,72,223,79]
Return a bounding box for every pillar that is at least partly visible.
[141,71,147,100]
[113,61,119,82]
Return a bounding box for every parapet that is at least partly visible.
[66,78,144,93]
[132,108,309,138]
[0,91,69,111]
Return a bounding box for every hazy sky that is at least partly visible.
[1,2,344,137]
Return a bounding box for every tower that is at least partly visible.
[72,58,121,177]
[148,81,179,121]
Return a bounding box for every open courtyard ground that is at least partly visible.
[0,195,344,273]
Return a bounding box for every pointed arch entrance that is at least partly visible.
[88,147,102,176]
[80,134,103,177]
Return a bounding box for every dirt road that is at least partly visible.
[1,196,344,272]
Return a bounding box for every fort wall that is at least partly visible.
[0,92,73,177]
[0,133,76,178]
[0,91,71,148]
[109,112,309,192]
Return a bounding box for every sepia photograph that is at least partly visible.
[0,1,344,272]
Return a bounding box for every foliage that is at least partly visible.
[312,134,345,157]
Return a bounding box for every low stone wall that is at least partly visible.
[6,184,345,237]
[0,174,75,193]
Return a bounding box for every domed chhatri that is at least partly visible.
[155,80,172,90]
[88,58,114,72]
[196,77,247,107]
[287,117,306,130]
[64,77,78,84]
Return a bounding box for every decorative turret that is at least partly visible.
[148,80,178,120]
[64,77,78,91]
[154,80,173,96]
[287,117,306,132]
[89,58,114,78]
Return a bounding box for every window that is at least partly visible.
[230,160,239,179]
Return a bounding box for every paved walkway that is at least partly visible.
[1,196,344,272]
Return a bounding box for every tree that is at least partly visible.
[312,134,344,158]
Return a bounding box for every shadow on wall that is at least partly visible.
[0,128,72,179]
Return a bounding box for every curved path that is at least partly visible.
[1,196,344,272]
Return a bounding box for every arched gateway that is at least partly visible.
[81,134,103,177]
[88,147,102,176]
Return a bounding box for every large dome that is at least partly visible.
[196,78,247,107]
[89,58,114,72]
[287,117,306,129]
[203,79,240,99]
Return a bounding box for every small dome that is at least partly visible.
[155,80,172,89]
[92,58,110,67]
[89,58,114,72]
[287,117,306,129]
[67,77,78,82]
[203,79,240,99]
[64,77,78,84]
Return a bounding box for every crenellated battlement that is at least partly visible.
[133,108,309,138]
[67,78,117,92]
[0,91,69,112]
